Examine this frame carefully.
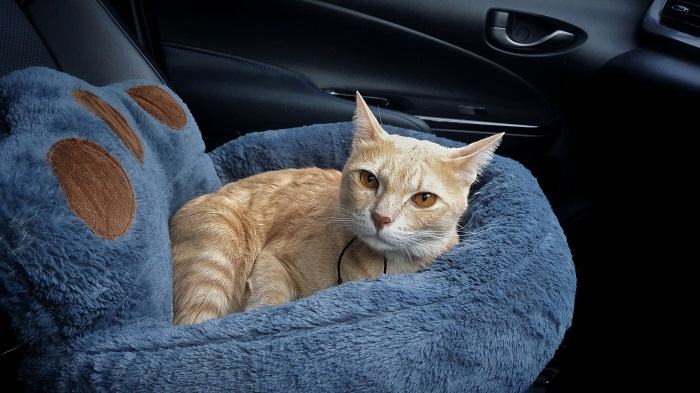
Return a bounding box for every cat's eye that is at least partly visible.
[413,192,438,208]
[359,170,379,189]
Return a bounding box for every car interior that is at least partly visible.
[2,0,696,391]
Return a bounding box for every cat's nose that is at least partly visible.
[371,212,393,231]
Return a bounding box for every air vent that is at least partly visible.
[661,0,700,36]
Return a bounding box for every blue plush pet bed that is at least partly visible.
[0,68,575,392]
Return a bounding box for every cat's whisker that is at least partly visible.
[394,237,436,259]
[395,241,413,264]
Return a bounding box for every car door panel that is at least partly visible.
[161,43,430,148]
[150,0,559,158]
[316,0,650,95]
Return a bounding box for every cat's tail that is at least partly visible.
[170,195,261,325]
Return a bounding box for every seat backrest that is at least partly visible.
[1,0,164,85]
[0,0,56,75]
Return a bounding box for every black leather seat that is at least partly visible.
[1,0,163,84]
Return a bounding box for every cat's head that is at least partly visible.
[339,92,503,260]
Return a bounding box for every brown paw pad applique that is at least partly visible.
[73,89,144,164]
[127,85,187,130]
[47,138,136,240]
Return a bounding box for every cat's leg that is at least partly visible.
[172,246,243,325]
[171,197,261,325]
[245,253,296,310]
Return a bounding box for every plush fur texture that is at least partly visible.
[0,68,575,392]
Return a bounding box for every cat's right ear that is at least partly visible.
[353,92,388,143]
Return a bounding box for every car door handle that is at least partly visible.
[487,10,578,53]
[489,27,575,50]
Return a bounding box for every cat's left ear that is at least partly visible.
[353,91,388,143]
[448,132,505,183]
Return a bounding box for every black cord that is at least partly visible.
[337,236,387,284]
[337,236,356,285]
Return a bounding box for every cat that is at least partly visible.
[170,92,503,325]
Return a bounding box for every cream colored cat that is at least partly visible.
[170,93,503,325]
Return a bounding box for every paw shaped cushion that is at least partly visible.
[0,67,221,341]
[1,68,574,393]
